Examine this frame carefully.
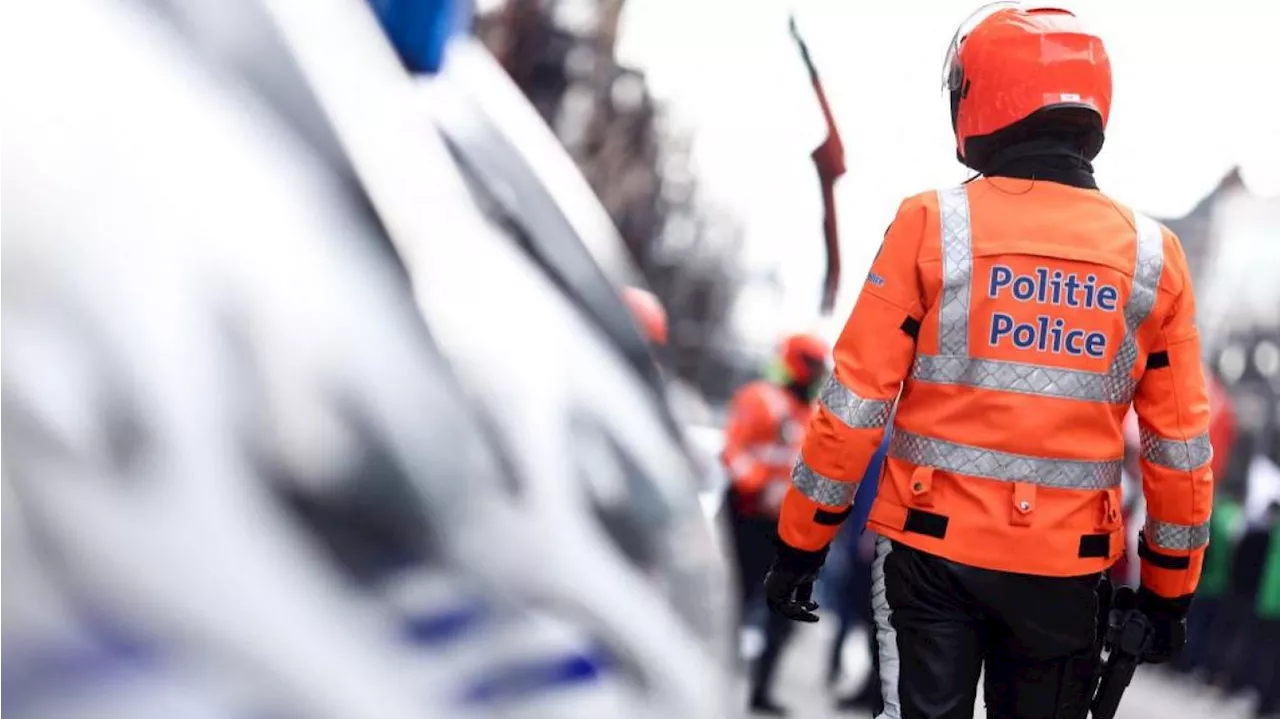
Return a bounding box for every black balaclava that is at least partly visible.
[958,107,1104,191]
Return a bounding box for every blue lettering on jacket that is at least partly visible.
[985,264,1119,358]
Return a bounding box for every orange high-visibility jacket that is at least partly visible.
[723,381,813,516]
[778,178,1213,600]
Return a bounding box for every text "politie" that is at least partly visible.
[986,265,1120,359]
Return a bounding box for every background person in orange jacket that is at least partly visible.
[764,6,1214,719]
[723,332,829,715]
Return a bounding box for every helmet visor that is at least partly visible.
[941,1,1020,93]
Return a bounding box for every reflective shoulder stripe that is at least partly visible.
[755,384,792,425]
[1145,517,1210,551]
[1140,426,1212,471]
[914,193,1166,405]
[1107,212,1165,396]
[889,428,1122,490]
[729,456,755,479]
[791,458,857,508]
[818,375,893,429]
[936,186,973,357]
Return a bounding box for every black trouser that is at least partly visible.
[1206,593,1257,689]
[1212,527,1273,690]
[869,537,1104,719]
[1171,594,1219,673]
[827,544,874,686]
[1255,618,1280,714]
[730,505,795,703]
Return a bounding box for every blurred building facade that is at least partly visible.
[475,0,754,404]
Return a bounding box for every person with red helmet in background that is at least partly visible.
[722,332,830,714]
[764,5,1215,718]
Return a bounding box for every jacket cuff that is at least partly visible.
[1137,585,1193,622]
[773,533,830,573]
[1137,531,1192,571]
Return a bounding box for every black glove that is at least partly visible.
[1135,586,1191,664]
[763,536,828,623]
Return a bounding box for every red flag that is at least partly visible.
[789,16,846,315]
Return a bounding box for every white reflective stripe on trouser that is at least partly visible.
[871,535,901,719]
[791,458,857,507]
[912,185,1166,405]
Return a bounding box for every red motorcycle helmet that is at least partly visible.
[780,333,830,385]
[943,3,1112,170]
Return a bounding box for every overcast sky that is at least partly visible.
[615,0,1280,347]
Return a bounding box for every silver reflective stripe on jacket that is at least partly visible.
[791,458,857,507]
[818,375,893,429]
[937,185,973,357]
[912,186,1166,405]
[890,429,1122,490]
[1140,426,1213,471]
[749,443,798,466]
[1145,517,1210,551]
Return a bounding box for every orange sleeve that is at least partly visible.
[778,196,928,551]
[1132,231,1214,600]
[721,388,779,496]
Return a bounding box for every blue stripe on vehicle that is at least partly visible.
[460,645,613,704]
[402,603,491,646]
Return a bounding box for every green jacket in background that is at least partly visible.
[1199,498,1242,599]
[1256,519,1280,620]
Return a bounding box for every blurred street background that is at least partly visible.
[6,1,1279,718]
[471,0,1280,716]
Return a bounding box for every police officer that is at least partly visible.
[764,6,1214,719]
[723,333,829,714]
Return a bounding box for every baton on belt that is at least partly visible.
[1089,585,1153,719]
